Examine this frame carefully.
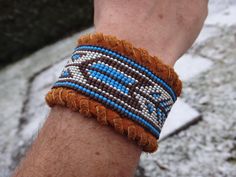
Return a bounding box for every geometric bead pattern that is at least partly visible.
[53,45,177,138]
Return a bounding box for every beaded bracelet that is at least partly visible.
[45,33,182,152]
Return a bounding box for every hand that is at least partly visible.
[95,0,208,66]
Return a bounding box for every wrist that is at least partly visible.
[95,24,178,67]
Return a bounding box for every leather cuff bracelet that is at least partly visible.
[45,33,182,152]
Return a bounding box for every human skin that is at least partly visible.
[95,0,208,66]
[13,0,208,177]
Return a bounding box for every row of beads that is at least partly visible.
[54,81,161,137]
[54,46,177,138]
[76,45,177,101]
[58,50,172,127]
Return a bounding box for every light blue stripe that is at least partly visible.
[91,63,136,85]
[54,81,160,138]
[146,103,154,114]
[61,71,69,77]
[89,70,129,94]
[71,53,80,60]
[75,45,176,100]
[152,92,161,99]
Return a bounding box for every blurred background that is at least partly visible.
[0,0,236,177]
[0,0,93,67]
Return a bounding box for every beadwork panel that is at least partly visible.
[53,45,176,138]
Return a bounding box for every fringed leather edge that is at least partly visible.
[46,88,158,152]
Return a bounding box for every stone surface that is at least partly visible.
[207,0,236,16]
[206,4,236,26]
[159,99,201,141]
[136,25,236,177]
[193,25,222,46]
[0,28,93,176]
[174,54,213,81]
[199,29,236,61]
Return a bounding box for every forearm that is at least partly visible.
[13,0,208,176]
[13,106,141,177]
[95,0,207,66]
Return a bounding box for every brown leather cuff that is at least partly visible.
[45,33,182,152]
